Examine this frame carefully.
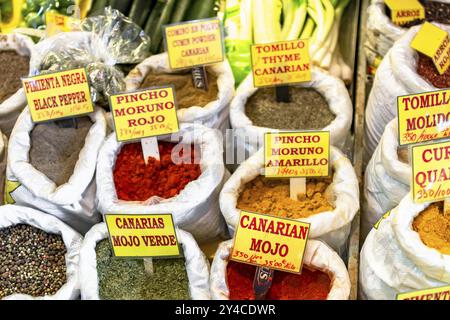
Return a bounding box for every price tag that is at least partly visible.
[109,86,179,142]
[251,39,311,88]
[397,89,450,146]
[411,140,450,203]
[231,211,310,274]
[163,18,225,70]
[411,22,450,75]
[45,11,81,36]
[264,131,330,178]
[22,68,94,123]
[104,214,181,258]
[384,0,425,26]
[397,286,450,300]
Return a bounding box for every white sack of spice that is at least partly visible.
[229,69,353,160]
[0,205,82,300]
[0,132,7,204]
[125,53,235,132]
[5,107,108,234]
[79,222,211,300]
[96,123,229,244]
[362,119,410,241]
[360,194,450,300]
[0,33,34,136]
[209,239,351,300]
[219,147,359,255]
[364,23,450,163]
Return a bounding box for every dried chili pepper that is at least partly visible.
[113,142,201,201]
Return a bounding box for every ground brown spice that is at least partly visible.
[0,51,29,103]
[413,202,450,255]
[245,87,335,130]
[237,176,334,219]
[140,71,219,109]
[30,117,93,186]
[397,147,410,164]
[417,53,450,88]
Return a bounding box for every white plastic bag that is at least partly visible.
[5,107,107,234]
[362,119,410,240]
[229,70,353,158]
[0,133,7,204]
[0,205,82,300]
[0,33,34,136]
[210,239,351,300]
[364,23,450,162]
[219,147,359,254]
[360,194,450,300]
[79,222,211,300]
[96,123,228,243]
[125,53,235,131]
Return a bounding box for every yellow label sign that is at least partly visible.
[373,211,392,230]
[163,18,225,70]
[22,68,94,123]
[46,11,80,36]
[385,0,425,26]
[110,86,179,142]
[411,22,450,75]
[104,214,181,258]
[231,211,310,274]
[4,179,20,205]
[398,89,450,146]
[411,140,450,203]
[397,286,450,300]
[264,131,330,178]
[251,39,311,88]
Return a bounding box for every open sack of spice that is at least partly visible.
[28,7,150,110]
[364,22,450,163]
[0,33,34,137]
[5,107,108,234]
[219,146,359,255]
[229,69,353,161]
[78,222,211,300]
[360,195,450,300]
[0,205,82,300]
[210,239,351,300]
[362,119,411,241]
[96,123,229,244]
[125,53,235,132]
[366,0,450,66]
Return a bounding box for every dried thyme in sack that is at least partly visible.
[0,205,82,300]
[210,239,351,300]
[5,108,107,234]
[96,123,229,244]
[229,69,353,160]
[125,53,235,131]
[78,223,211,300]
[0,33,34,136]
[29,7,150,110]
[219,147,359,254]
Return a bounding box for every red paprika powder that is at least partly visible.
[113,142,201,201]
[226,261,331,300]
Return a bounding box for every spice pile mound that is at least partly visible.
[392,1,450,28]
[0,224,66,299]
[30,117,93,186]
[226,261,331,300]
[237,176,334,219]
[417,53,450,88]
[140,71,219,109]
[0,51,29,103]
[413,202,450,255]
[96,239,190,300]
[245,87,335,130]
[113,141,201,201]
[397,147,410,164]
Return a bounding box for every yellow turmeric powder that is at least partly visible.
[413,202,450,255]
[237,176,335,219]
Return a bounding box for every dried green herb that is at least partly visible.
[96,239,190,300]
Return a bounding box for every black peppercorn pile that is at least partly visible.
[0,224,67,299]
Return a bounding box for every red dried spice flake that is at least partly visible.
[113,141,201,201]
[226,261,331,300]
[417,53,450,88]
